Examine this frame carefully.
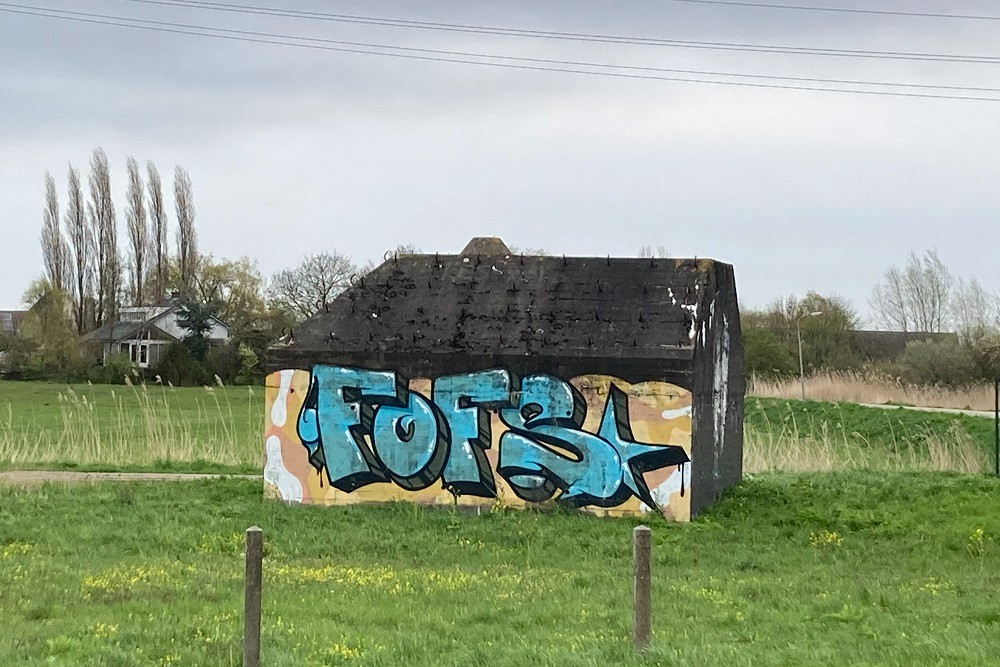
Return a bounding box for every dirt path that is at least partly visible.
[859,403,995,419]
[0,471,260,488]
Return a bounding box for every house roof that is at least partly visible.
[276,237,731,360]
[83,321,177,343]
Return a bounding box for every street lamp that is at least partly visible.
[796,311,823,401]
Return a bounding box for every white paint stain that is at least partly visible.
[661,406,692,421]
[681,302,699,341]
[644,464,692,512]
[270,369,295,428]
[712,307,731,482]
[264,435,304,503]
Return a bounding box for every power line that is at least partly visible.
[667,0,1000,21]
[116,0,1000,65]
[3,4,999,102]
[7,2,1000,94]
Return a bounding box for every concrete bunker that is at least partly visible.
[264,238,744,521]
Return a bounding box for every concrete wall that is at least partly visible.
[264,367,694,520]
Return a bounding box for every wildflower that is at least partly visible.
[810,530,843,548]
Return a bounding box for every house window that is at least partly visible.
[139,344,149,366]
[119,343,130,356]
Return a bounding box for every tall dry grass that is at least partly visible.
[744,421,990,474]
[750,371,995,412]
[0,379,261,470]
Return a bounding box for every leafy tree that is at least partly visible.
[14,281,85,380]
[176,301,214,361]
[191,255,267,334]
[742,292,860,373]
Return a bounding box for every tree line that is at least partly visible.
[12,150,409,384]
[41,149,199,333]
[745,249,1000,386]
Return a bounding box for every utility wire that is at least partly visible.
[117,0,1000,65]
[667,0,1000,21]
[3,4,999,102]
[8,3,1000,93]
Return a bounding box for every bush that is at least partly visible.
[744,327,798,378]
[153,342,209,386]
[85,353,137,385]
[898,339,978,387]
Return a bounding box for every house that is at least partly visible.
[84,297,229,369]
[262,237,744,522]
[0,310,27,336]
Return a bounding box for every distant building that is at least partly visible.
[84,298,229,368]
[0,310,27,336]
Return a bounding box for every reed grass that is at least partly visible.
[0,380,260,472]
[750,370,995,412]
[744,404,990,474]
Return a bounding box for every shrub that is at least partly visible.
[85,353,137,385]
[898,339,978,387]
[153,342,208,386]
[744,327,798,378]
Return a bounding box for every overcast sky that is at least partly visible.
[2,0,998,322]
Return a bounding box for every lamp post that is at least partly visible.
[796,311,823,401]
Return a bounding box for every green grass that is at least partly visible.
[0,380,260,474]
[746,397,996,453]
[1,381,995,475]
[1,473,999,665]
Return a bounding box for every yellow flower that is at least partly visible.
[810,530,843,548]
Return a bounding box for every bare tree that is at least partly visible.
[639,245,670,258]
[147,161,168,302]
[124,157,149,305]
[870,250,954,333]
[952,277,1000,343]
[41,172,68,293]
[174,165,197,295]
[88,148,120,325]
[64,164,91,333]
[267,252,356,321]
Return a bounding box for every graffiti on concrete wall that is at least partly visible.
[265,367,693,520]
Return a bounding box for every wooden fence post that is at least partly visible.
[633,525,652,651]
[244,526,263,667]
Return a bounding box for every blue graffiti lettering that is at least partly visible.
[432,369,515,498]
[371,391,448,491]
[297,366,406,492]
[295,366,689,509]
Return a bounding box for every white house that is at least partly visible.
[84,300,229,368]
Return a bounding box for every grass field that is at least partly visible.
[1,380,994,475]
[0,381,260,474]
[1,473,998,665]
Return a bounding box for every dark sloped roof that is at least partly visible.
[280,245,729,360]
[83,321,176,343]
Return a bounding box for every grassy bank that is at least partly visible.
[744,397,994,474]
[0,473,998,665]
[0,381,995,474]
